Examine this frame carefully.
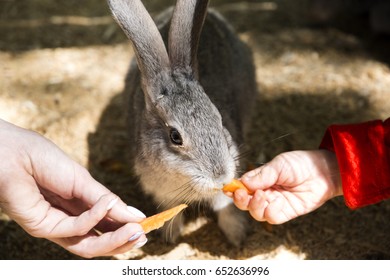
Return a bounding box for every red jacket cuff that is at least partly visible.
[319,118,390,209]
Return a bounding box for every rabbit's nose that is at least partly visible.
[212,165,224,178]
[210,155,236,186]
[214,170,235,187]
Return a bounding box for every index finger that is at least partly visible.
[241,163,280,192]
[51,223,146,258]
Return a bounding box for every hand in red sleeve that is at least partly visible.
[320,118,390,209]
[228,150,342,224]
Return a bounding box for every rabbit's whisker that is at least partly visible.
[163,176,201,208]
[257,131,298,151]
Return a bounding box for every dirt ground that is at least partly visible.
[1,0,390,260]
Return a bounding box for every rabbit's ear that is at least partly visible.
[108,0,170,85]
[168,0,209,77]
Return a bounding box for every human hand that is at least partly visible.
[0,119,147,258]
[229,150,342,224]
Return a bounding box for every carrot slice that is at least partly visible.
[222,178,254,195]
[140,204,188,234]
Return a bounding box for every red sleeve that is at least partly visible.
[319,118,390,209]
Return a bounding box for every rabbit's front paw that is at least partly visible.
[217,204,248,247]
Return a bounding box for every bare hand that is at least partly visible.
[229,150,342,224]
[0,119,147,258]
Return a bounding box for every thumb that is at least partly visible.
[27,131,146,224]
[32,141,145,224]
[71,166,146,223]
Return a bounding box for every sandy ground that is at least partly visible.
[1,0,390,260]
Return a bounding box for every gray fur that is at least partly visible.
[108,0,257,246]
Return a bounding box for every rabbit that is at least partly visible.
[107,0,257,247]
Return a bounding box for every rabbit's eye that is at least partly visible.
[169,128,183,146]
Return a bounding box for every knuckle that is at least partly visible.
[28,228,47,238]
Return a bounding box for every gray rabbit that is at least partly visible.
[107,0,257,246]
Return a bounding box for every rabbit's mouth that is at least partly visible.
[212,187,223,193]
[196,185,227,201]
[189,184,226,203]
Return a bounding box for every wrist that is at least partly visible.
[333,178,343,197]
[324,150,343,198]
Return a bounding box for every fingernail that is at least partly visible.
[106,197,119,211]
[133,238,148,249]
[128,231,144,241]
[127,206,146,218]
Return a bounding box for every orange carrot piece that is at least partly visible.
[222,178,254,195]
[140,204,188,234]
